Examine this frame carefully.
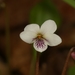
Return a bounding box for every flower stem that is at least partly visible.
[35,52,40,75]
[61,47,75,75]
[30,48,40,75]
[30,49,37,75]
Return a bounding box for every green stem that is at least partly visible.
[30,49,37,75]
[35,52,40,75]
[30,48,40,75]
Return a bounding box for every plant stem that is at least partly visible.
[30,49,37,75]
[35,52,40,75]
[30,48,40,75]
[61,47,75,75]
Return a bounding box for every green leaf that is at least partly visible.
[29,0,62,27]
[68,66,75,75]
[63,0,75,8]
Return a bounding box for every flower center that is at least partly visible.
[33,33,46,49]
[37,33,43,39]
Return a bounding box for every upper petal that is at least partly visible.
[24,24,40,33]
[41,20,57,34]
[20,31,37,44]
[44,33,62,46]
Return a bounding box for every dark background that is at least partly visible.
[0,0,75,75]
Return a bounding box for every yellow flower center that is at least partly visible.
[37,34,43,39]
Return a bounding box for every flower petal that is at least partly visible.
[33,39,48,52]
[41,20,57,34]
[44,34,62,46]
[24,24,40,33]
[20,31,37,44]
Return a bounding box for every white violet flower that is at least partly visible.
[20,20,62,52]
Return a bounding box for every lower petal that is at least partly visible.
[33,39,48,52]
[44,34,62,46]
